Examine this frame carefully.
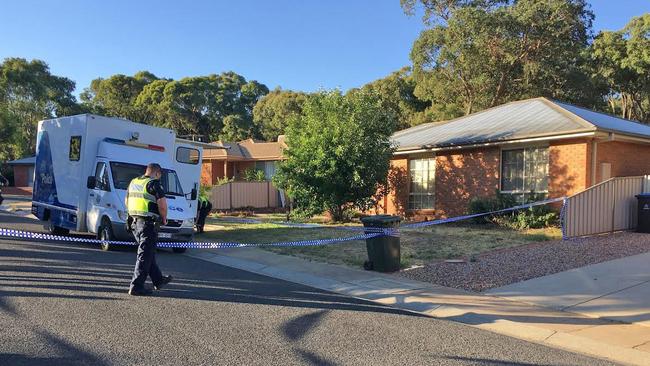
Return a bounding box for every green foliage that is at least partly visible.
[408,0,601,120]
[80,71,158,122]
[243,168,266,182]
[219,114,254,142]
[591,14,650,123]
[215,176,234,186]
[83,71,270,141]
[0,57,81,160]
[274,89,397,222]
[355,67,430,130]
[468,191,558,229]
[199,185,213,199]
[252,88,307,141]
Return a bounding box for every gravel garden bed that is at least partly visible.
[395,231,650,292]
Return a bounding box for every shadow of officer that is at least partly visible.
[126,163,173,296]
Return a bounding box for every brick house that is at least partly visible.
[6,156,35,187]
[201,136,286,185]
[379,97,650,219]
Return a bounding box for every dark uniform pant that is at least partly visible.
[130,217,163,290]
[196,201,212,233]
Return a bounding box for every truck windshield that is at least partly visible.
[109,162,184,196]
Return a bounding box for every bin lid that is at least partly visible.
[636,193,650,198]
[360,215,402,226]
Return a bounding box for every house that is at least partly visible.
[201,136,286,185]
[6,156,35,187]
[380,97,650,219]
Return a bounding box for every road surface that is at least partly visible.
[0,212,617,365]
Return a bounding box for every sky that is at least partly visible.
[1,0,649,97]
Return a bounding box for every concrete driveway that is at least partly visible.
[487,249,650,327]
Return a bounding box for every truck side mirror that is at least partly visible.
[190,188,197,201]
[86,176,96,189]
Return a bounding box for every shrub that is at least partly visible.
[468,191,558,229]
[215,176,234,186]
[243,168,266,182]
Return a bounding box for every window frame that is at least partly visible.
[69,136,82,161]
[499,145,549,194]
[175,146,200,165]
[408,157,436,210]
[93,162,111,192]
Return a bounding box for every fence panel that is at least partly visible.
[209,182,281,210]
[564,176,643,238]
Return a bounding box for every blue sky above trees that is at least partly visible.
[1,0,648,96]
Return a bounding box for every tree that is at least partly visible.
[274,90,397,222]
[0,107,21,164]
[591,14,650,122]
[357,67,430,129]
[134,72,268,141]
[252,88,307,140]
[219,114,254,141]
[400,0,509,24]
[408,0,598,120]
[80,71,158,123]
[0,57,80,156]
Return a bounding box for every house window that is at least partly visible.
[69,136,81,161]
[408,158,435,210]
[501,147,549,193]
[254,161,277,180]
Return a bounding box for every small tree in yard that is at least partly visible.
[274,90,397,222]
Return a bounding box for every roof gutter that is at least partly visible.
[394,131,597,155]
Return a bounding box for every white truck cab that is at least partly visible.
[32,114,203,253]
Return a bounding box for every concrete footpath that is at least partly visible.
[487,251,650,327]
[187,247,650,366]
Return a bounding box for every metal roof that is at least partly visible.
[7,156,35,165]
[392,97,650,151]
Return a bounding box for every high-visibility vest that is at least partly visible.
[127,176,159,218]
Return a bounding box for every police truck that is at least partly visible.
[31,114,203,253]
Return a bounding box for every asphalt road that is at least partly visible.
[0,211,618,366]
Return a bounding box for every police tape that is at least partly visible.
[400,197,567,229]
[0,227,383,249]
[211,196,567,232]
[0,196,566,249]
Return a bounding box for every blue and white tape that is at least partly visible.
[0,197,565,248]
[0,227,383,249]
[401,197,566,229]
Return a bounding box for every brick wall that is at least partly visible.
[382,148,500,218]
[434,147,500,218]
[200,161,213,185]
[548,139,590,197]
[384,158,409,215]
[595,141,650,182]
[382,139,595,219]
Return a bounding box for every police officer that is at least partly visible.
[195,192,212,233]
[126,163,173,296]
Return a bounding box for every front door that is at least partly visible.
[86,161,111,234]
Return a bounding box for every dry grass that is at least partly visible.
[198,214,561,269]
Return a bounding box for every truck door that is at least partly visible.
[173,143,203,217]
[86,161,111,234]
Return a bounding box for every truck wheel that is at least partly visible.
[172,247,187,254]
[98,220,115,251]
[46,218,70,236]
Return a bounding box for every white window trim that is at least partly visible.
[408,156,436,210]
[499,144,550,194]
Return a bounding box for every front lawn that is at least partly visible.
[197,214,561,269]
